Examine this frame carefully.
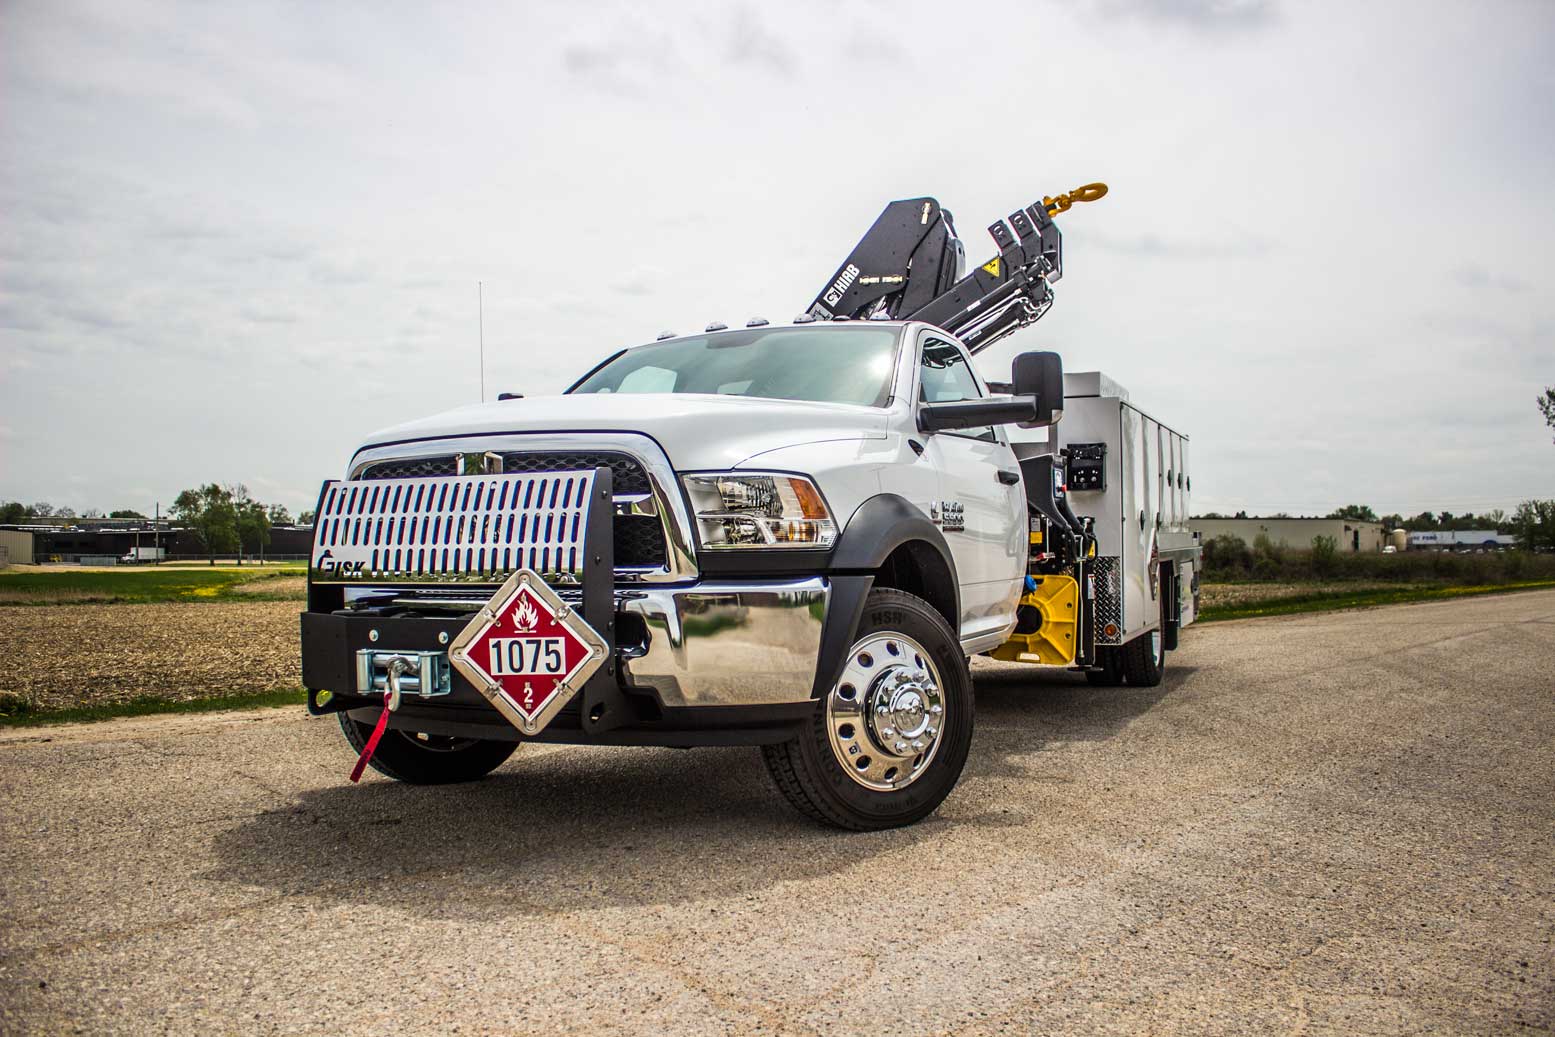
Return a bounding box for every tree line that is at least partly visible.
[1196,501,1555,553]
[0,502,152,523]
[1196,502,1544,535]
[1,489,319,564]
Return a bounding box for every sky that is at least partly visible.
[2,0,1552,521]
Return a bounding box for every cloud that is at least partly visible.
[1094,0,1280,31]
[613,266,663,297]
[1452,263,1528,292]
[240,307,299,325]
[726,5,797,77]
[1085,229,1275,260]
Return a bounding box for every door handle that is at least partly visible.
[996,469,1021,485]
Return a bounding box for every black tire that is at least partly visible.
[762,588,973,831]
[1085,646,1125,686]
[1119,593,1167,687]
[338,712,518,784]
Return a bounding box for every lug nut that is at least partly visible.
[894,741,908,753]
[911,740,924,751]
[930,705,942,716]
[882,727,896,738]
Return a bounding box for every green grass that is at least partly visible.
[1198,580,1555,623]
[0,688,307,727]
[0,566,306,605]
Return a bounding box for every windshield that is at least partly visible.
[569,326,900,407]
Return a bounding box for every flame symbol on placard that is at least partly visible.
[512,595,540,633]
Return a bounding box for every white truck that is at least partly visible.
[300,186,1200,829]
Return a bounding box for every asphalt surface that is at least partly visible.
[2,591,1552,1035]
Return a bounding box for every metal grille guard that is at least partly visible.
[307,465,629,734]
[310,470,600,585]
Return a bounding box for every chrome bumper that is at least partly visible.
[620,577,828,708]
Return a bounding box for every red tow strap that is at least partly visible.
[349,692,394,783]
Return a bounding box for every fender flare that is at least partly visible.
[811,495,961,697]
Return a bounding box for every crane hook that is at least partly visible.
[1042,182,1109,216]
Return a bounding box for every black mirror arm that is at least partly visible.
[918,395,1041,433]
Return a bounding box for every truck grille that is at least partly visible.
[359,451,651,497]
[355,451,667,571]
[311,471,600,584]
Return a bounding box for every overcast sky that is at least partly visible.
[2,0,1552,520]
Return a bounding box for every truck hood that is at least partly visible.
[356,393,890,471]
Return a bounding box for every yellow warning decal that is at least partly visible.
[981,257,1002,277]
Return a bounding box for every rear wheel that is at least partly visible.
[763,588,973,830]
[1119,595,1167,687]
[338,713,518,784]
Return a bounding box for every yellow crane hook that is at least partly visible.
[1042,182,1108,216]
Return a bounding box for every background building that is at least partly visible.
[0,528,35,565]
[1406,530,1517,551]
[1190,517,1384,553]
[0,525,315,564]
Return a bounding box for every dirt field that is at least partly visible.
[0,602,301,710]
[1197,581,1415,609]
[1,590,1550,1035]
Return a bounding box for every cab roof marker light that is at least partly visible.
[746,317,770,327]
[705,321,728,332]
[656,330,677,340]
[793,313,817,323]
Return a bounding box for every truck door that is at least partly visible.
[915,333,1025,648]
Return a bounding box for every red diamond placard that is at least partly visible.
[447,570,608,736]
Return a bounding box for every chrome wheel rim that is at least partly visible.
[826,632,945,791]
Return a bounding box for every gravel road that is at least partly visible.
[2,591,1551,1035]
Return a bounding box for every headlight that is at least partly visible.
[681,472,837,549]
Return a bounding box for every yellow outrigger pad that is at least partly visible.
[991,575,1080,666]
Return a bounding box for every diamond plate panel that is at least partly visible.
[1092,555,1122,644]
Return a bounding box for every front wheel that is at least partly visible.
[763,588,973,830]
[338,713,518,784]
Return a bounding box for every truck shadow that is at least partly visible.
[972,662,1189,745]
[206,666,1185,918]
[207,743,935,919]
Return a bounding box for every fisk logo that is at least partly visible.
[315,549,366,578]
[822,263,859,307]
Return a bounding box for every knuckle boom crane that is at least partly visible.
[806,183,1108,356]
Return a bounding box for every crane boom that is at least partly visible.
[807,184,1106,355]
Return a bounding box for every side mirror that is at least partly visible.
[1011,350,1064,428]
